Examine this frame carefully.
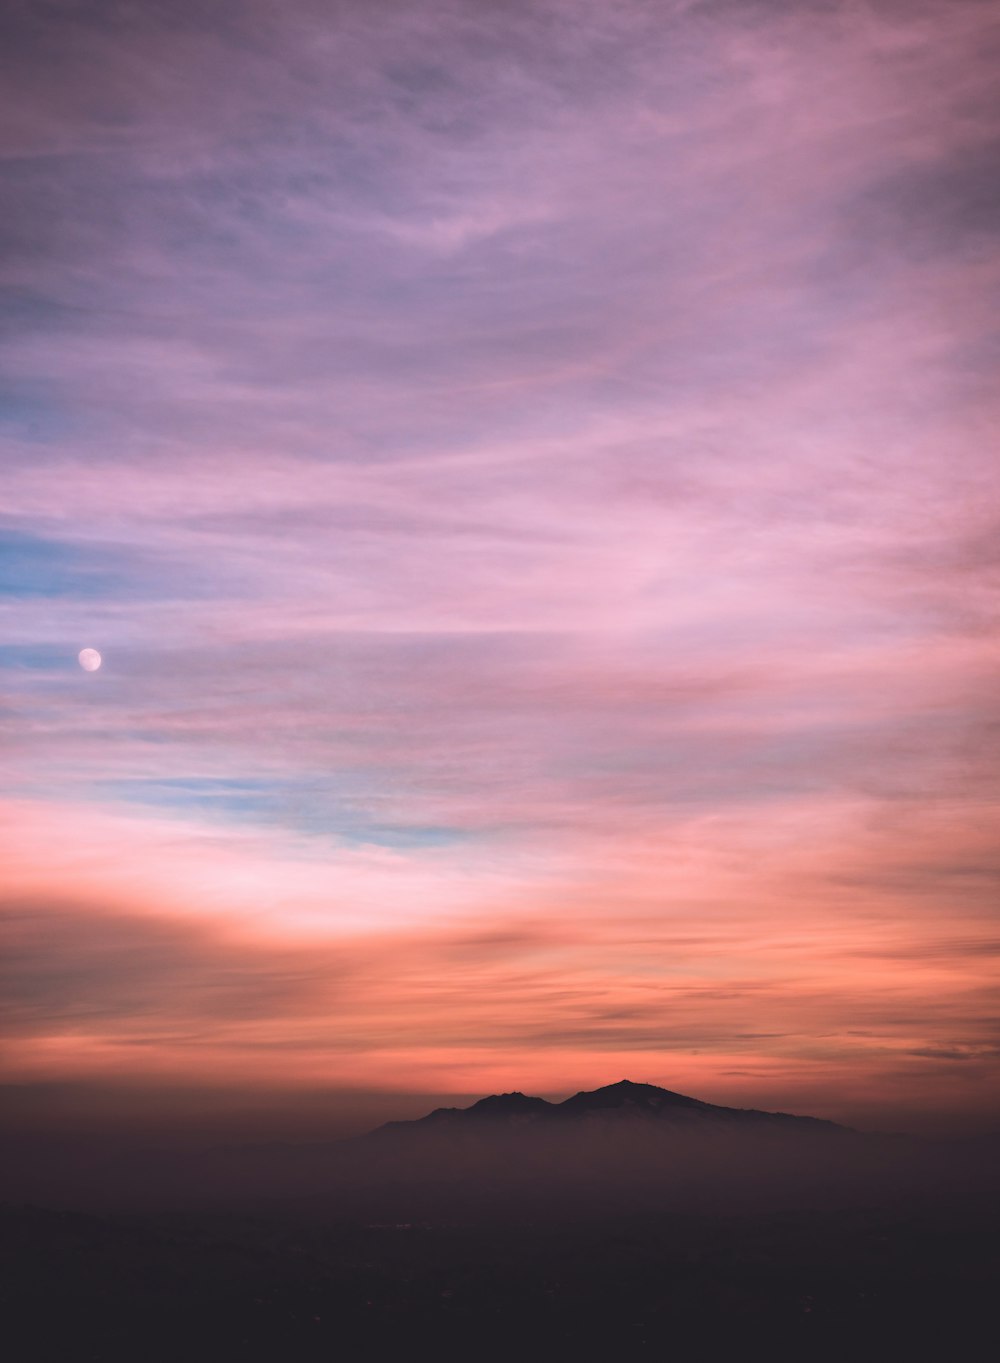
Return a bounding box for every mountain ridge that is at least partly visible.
[369,1078,847,1138]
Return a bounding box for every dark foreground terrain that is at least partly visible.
[5,1198,999,1362]
[3,1083,998,1361]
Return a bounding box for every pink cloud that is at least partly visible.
[1,0,998,1132]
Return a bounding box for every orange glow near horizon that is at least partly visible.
[3,789,998,1133]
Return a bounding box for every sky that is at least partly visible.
[1,0,999,1138]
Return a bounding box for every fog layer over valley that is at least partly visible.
[4,1081,997,1218]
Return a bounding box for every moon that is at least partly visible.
[78,648,102,672]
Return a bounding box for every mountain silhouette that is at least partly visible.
[370,1079,845,1138]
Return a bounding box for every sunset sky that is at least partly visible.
[2,0,998,1138]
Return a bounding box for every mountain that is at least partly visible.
[369,1079,846,1138]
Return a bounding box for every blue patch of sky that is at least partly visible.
[0,382,77,444]
[0,528,215,602]
[0,642,82,671]
[0,529,130,600]
[98,777,468,850]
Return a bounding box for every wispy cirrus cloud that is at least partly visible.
[1,0,998,1130]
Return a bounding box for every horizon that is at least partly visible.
[3,0,999,1150]
[0,1071,990,1146]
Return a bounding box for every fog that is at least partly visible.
[5,1102,997,1222]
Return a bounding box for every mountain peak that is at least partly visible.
[558,1080,708,1117]
[466,1092,552,1120]
[367,1079,847,1140]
